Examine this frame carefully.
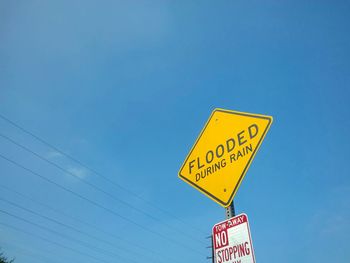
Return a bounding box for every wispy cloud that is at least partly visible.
[67,167,89,179]
[46,150,90,180]
[46,150,63,159]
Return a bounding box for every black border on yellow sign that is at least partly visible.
[178,108,273,208]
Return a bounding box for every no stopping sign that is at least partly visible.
[212,213,256,263]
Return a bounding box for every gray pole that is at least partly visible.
[225,201,235,219]
[211,201,236,263]
[211,235,214,263]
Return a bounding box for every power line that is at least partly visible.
[0,183,172,263]
[0,131,205,245]
[0,209,137,263]
[0,197,159,263]
[0,113,206,235]
[0,240,64,263]
[0,221,113,263]
[0,153,205,256]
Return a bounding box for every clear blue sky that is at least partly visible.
[1,1,349,263]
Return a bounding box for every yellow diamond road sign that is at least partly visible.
[179,109,273,208]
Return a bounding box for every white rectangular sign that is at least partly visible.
[212,213,256,263]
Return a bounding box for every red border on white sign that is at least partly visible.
[212,213,256,263]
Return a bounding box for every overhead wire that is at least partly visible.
[0,131,206,245]
[0,221,114,263]
[0,113,206,235]
[0,197,164,263]
[0,153,205,256]
[0,183,174,263]
[0,209,138,263]
[0,240,63,263]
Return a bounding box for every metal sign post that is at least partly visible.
[211,201,235,263]
[225,201,235,219]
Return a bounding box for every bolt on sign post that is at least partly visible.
[178,108,273,208]
[212,214,255,263]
